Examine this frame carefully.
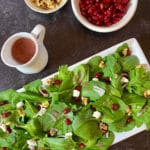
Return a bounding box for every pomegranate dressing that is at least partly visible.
[11,37,36,64]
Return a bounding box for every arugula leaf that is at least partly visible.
[108,115,136,132]
[102,54,121,77]
[0,129,30,150]
[87,56,102,79]
[73,64,90,85]
[82,80,106,101]
[72,109,102,147]
[93,95,127,123]
[119,55,139,72]
[23,79,42,94]
[38,137,76,150]
[55,65,74,91]
[126,66,150,96]
[19,118,44,137]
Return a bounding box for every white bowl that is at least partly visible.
[24,0,68,14]
[71,0,138,33]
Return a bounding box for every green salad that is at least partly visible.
[0,43,150,150]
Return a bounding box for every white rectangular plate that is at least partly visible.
[19,38,149,145]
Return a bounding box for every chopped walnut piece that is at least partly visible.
[144,90,150,98]
[81,97,88,106]
[126,106,132,116]
[48,128,58,137]
[99,122,108,131]
[46,78,55,85]
[18,109,25,117]
[99,61,105,68]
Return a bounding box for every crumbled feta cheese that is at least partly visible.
[92,111,101,119]
[93,86,105,97]
[16,101,24,108]
[0,123,7,132]
[27,139,37,150]
[92,77,99,81]
[65,132,73,139]
[73,89,80,97]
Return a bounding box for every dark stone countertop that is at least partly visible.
[0,0,150,149]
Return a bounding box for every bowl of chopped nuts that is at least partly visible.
[71,0,138,33]
[24,0,68,14]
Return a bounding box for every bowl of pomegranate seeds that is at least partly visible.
[71,0,138,32]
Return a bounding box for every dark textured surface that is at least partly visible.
[0,0,150,149]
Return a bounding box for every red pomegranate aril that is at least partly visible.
[54,79,62,85]
[75,85,81,91]
[104,77,111,83]
[2,112,9,118]
[127,49,132,56]
[127,117,133,123]
[2,147,7,150]
[112,104,119,110]
[95,72,102,79]
[79,143,85,148]
[0,101,8,106]
[6,126,12,134]
[75,97,81,102]
[65,118,72,125]
[79,0,130,27]
[90,105,96,111]
[63,108,70,114]
[100,3,104,10]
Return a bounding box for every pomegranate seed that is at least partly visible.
[104,77,111,83]
[65,118,72,125]
[90,105,96,111]
[75,85,81,91]
[1,112,9,118]
[95,72,102,79]
[63,108,70,114]
[6,126,12,134]
[79,0,129,26]
[127,49,132,56]
[111,103,119,110]
[75,97,81,102]
[2,147,7,150]
[79,143,85,148]
[126,117,133,123]
[54,79,62,85]
[0,101,8,106]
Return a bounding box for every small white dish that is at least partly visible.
[24,0,68,14]
[71,0,138,33]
